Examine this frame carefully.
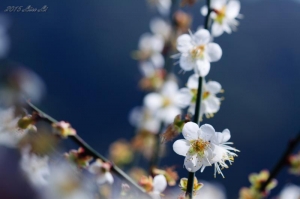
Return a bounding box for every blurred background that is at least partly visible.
[0,0,300,198]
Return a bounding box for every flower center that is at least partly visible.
[162,97,172,107]
[202,91,210,100]
[215,6,226,24]
[189,139,210,157]
[190,89,210,103]
[190,45,205,59]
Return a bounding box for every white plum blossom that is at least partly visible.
[144,80,192,124]
[187,74,222,120]
[148,0,172,16]
[88,159,114,185]
[150,174,167,199]
[138,33,165,69]
[210,129,239,177]
[176,29,222,77]
[150,17,171,40]
[279,184,300,199]
[20,147,50,187]
[173,122,238,176]
[0,107,26,147]
[201,0,241,37]
[173,122,215,172]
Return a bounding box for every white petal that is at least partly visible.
[212,22,225,37]
[139,61,155,77]
[213,129,231,144]
[150,53,165,68]
[205,81,222,94]
[187,74,199,89]
[195,59,211,77]
[173,139,190,156]
[226,0,241,19]
[200,6,208,16]
[144,93,163,111]
[177,34,193,53]
[158,106,181,124]
[153,174,167,193]
[211,144,226,163]
[161,80,179,96]
[204,96,220,113]
[184,153,202,172]
[180,53,196,71]
[150,17,171,38]
[105,172,114,184]
[182,122,199,141]
[206,43,222,62]
[198,124,215,141]
[221,129,231,143]
[173,88,192,108]
[193,29,211,45]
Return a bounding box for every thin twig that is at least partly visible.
[25,101,151,198]
[259,132,300,192]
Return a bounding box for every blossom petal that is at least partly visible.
[153,174,167,193]
[173,139,190,156]
[179,53,195,71]
[195,59,211,77]
[105,172,114,184]
[174,88,192,108]
[187,74,199,89]
[206,81,222,94]
[158,106,181,124]
[161,80,178,96]
[144,93,163,111]
[193,29,211,45]
[204,96,220,113]
[206,43,222,62]
[182,122,199,141]
[184,153,202,172]
[177,34,193,53]
[226,0,241,19]
[212,22,225,37]
[221,129,231,143]
[198,124,215,141]
[200,6,208,16]
[150,53,165,68]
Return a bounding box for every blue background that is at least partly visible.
[1,0,300,198]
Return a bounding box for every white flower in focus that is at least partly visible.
[149,175,167,199]
[201,0,241,37]
[88,159,114,185]
[20,147,50,187]
[210,129,239,177]
[144,80,192,124]
[0,107,26,147]
[173,122,215,172]
[187,74,222,120]
[279,184,300,199]
[176,29,222,76]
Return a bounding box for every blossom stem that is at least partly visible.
[149,122,164,174]
[259,132,300,192]
[185,0,211,198]
[25,101,151,198]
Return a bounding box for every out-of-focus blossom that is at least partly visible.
[194,181,226,199]
[52,121,76,138]
[173,122,215,172]
[109,139,133,166]
[152,167,179,186]
[0,15,10,58]
[139,62,166,91]
[88,159,114,185]
[20,146,50,187]
[0,67,46,105]
[42,162,94,199]
[144,80,192,124]
[148,0,172,16]
[288,152,300,175]
[278,184,300,199]
[129,106,161,134]
[179,177,203,194]
[161,114,191,143]
[17,114,37,130]
[187,74,223,120]
[139,175,167,199]
[239,170,277,199]
[210,128,239,178]
[201,0,241,37]
[174,11,192,34]
[150,18,171,40]
[65,147,93,168]
[0,107,26,147]
[175,29,222,77]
